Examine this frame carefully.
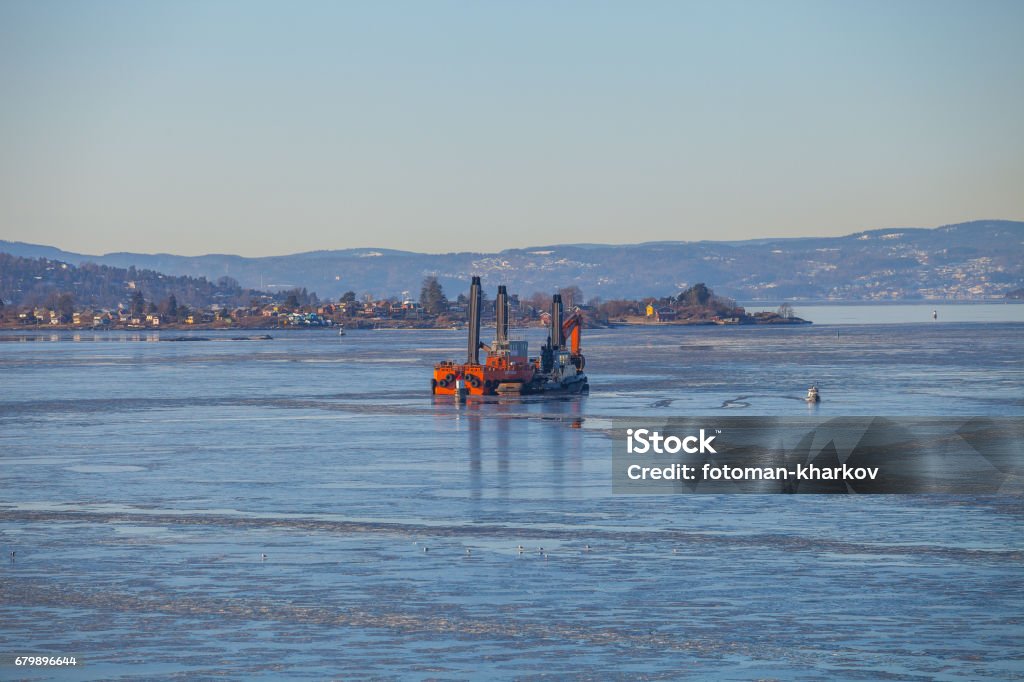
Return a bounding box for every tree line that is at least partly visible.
[0,253,284,312]
[415,276,748,323]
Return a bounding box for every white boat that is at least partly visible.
[805,385,820,403]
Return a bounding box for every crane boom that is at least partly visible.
[562,312,583,356]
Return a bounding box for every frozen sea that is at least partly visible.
[2,310,1023,680]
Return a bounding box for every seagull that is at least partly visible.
[260,553,267,560]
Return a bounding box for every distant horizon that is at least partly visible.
[2,218,1021,306]
[3,217,1019,260]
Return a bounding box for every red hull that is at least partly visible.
[432,359,535,396]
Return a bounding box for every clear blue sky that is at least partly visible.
[1,0,1022,256]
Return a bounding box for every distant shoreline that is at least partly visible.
[740,300,1023,307]
[0,318,812,332]
[7,300,1024,333]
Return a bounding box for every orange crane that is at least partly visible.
[561,310,585,369]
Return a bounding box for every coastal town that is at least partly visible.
[0,274,807,331]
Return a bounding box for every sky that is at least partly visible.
[1,0,1022,257]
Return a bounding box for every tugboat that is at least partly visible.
[805,384,820,403]
[431,277,588,397]
[524,291,588,396]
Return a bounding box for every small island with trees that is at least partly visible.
[591,282,810,326]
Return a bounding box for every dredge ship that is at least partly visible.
[432,277,588,397]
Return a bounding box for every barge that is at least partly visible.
[431,277,588,397]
